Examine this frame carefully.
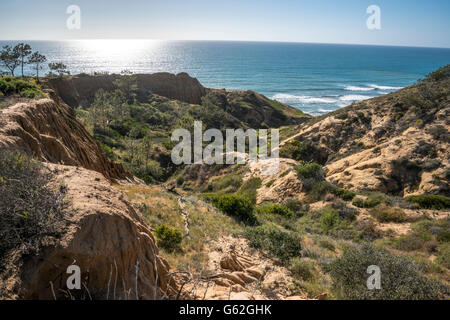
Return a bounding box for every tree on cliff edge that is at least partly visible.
[15,43,32,77]
[28,52,47,82]
[0,45,20,76]
[48,62,70,77]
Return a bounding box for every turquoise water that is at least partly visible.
[1,40,450,115]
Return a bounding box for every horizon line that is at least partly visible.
[1,38,450,50]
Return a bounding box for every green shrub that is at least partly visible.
[370,204,407,223]
[437,244,450,269]
[210,174,242,193]
[352,194,386,208]
[320,207,339,232]
[211,194,256,224]
[333,188,356,201]
[154,224,182,251]
[407,195,450,210]
[290,257,314,280]
[283,200,305,216]
[296,163,325,180]
[306,181,334,202]
[257,203,294,218]
[365,194,387,208]
[0,77,44,98]
[0,152,66,263]
[327,244,449,299]
[236,177,261,204]
[280,140,325,164]
[318,239,335,251]
[436,230,450,243]
[245,225,302,262]
[352,197,365,208]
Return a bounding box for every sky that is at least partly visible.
[0,0,449,48]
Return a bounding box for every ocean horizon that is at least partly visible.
[1,40,450,115]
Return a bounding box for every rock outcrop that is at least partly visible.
[0,96,176,299]
[0,94,133,182]
[46,72,207,107]
[282,71,450,197]
[0,164,175,299]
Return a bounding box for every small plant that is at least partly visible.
[211,194,256,224]
[0,152,66,262]
[236,177,262,204]
[352,197,365,208]
[296,163,325,180]
[318,239,336,251]
[257,203,294,218]
[370,203,407,223]
[320,207,339,232]
[333,188,356,201]
[352,194,386,208]
[154,224,182,251]
[245,225,302,262]
[407,195,450,210]
[289,257,314,280]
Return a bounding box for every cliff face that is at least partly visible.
[207,89,310,128]
[1,164,174,299]
[283,71,450,197]
[0,95,176,299]
[46,72,207,107]
[0,92,133,182]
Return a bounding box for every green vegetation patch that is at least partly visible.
[244,225,302,262]
[0,76,45,99]
[154,224,183,252]
[211,194,256,224]
[0,152,66,264]
[407,194,450,210]
[327,244,449,299]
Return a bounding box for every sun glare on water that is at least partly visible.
[76,39,162,58]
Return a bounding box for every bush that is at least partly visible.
[318,239,335,251]
[283,200,305,216]
[333,188,356,201]
[305,181,334,202]
[245,225,302,262]
[236,177,261,204]
[211,194,256,224]
[352,197,365,208]
[0,77,44,98]
[280,140,325,164]
[154,224,182,251]
[296,163,325,180]
[320,207,339,232]
[257,203,294,218]
[437,244,450,269]
[370,204,407,223]
[209,174,243,193]
[407,195,450,210]
[290,257,314,280]
[0,152,66,263]
[352,194,386,208]
[327,244,449,299]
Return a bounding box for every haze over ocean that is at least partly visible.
[1,40,449,115]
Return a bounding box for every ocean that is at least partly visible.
[1,40,450,115]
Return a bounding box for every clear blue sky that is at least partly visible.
[1,0,449,48]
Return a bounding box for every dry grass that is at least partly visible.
[115,184,244,272]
